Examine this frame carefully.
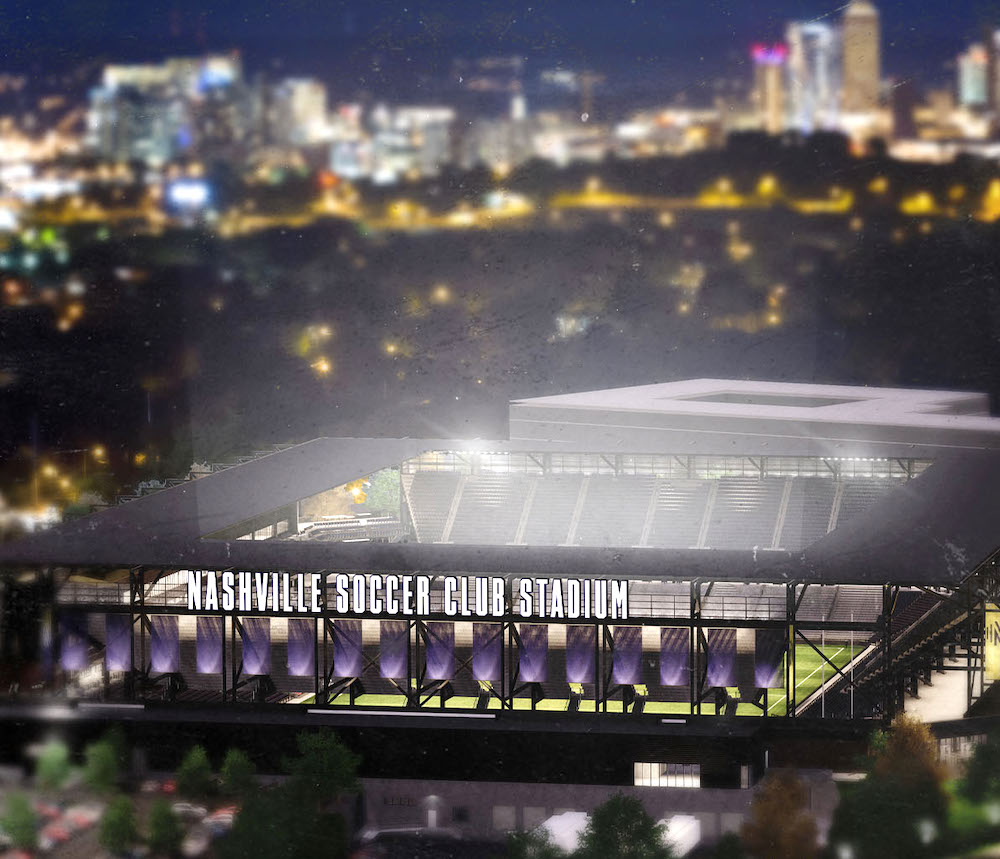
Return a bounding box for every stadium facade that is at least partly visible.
[2,379,1000,814]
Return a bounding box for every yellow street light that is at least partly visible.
[311,357,332,376]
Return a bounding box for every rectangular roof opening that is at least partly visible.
[675,392,864,408]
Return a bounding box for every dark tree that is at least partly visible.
[220,748,257,797]
[741,770,818,859]
[576,794,673,859]
[176,745,213,797]
[100,796,138,854]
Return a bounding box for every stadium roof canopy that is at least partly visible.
[1,380,998,587]
[510,378,1000,458]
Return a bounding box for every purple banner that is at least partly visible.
[380,621,408,680]
[425,622,454,681]
[59,612,88,671]
[706,628,736,688]
[105,614,131,672]
[242,617,271,676]
[518,624,548,683]
[566,626,595,684]
[473,623,501,682]
[754,629,785,688]
[41,615,53,675]
[333,619,363,678]
[612,626,642,686]
[150,615,179,674]
[660,628,689,687]
[196,616,223,674]
[287,618,315,677]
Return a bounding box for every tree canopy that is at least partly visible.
[2,792,37,850]
[148,798,183,857]
[176,745,214,797]
[100,795,138,854]
[83,738,120,793]
[35,739,71,791]
[220,747,257,797]
[741,770,818,859]
[829,714,948,859]
[575,794,673,859]
[283,730,359,805]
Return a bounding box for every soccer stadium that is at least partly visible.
[1,379,999,809]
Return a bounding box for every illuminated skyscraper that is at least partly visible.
[785,21,840,132]
[988,29,1000,113]
[958,44,989,107]
[751,44,788,135]
[841,0,881,113]
[272,78,329,145]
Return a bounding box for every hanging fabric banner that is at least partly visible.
[473,623,502,682]
[287,618,315,677]
[380,620,408,680]
[566,625,595,684]
[612,626,642,686]
[518,624,548,683]
[105,614,131,672]
[333,619,363,678]
[425,622,455,681]
[706,628,736,687]
[660,627,689,687]
[150,615,179,674]
[59,612,88,672]
[196,616,223,674]
[754,628,786,688]
[242,618,271,676]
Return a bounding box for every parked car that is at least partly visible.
[170,802,207,821]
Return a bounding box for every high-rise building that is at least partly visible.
[785,21,840,132]
[751,44,787,135]
[841,0,881,113]
[988,29,1000,113]
[271,78,329,146]
[87,54,246,164]
[958,44,989,107]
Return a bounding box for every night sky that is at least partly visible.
[1,0,997,96]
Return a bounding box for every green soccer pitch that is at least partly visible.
[294,642,868,716]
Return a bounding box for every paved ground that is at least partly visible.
[904,657,976,723]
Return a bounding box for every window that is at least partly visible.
[492,805,516,831]
[634,762,701,788]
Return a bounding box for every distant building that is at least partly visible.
[271,78,329,147]
[751,44,787,135]
[86,54,246,164]
[785,21,840,132]
[841,0,881,113]
[988,29,1000,115]
[890,78,919,139]
[958,44,989,108]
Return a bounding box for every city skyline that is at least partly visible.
[0,0,997,92]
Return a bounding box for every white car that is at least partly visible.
[170,802,208,821]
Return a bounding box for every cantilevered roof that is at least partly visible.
[0,445,996,587]
[800,450,1000,584]
[0,381,998,586]
[510,379,1000,457]
[0,438,449,567]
